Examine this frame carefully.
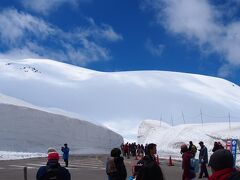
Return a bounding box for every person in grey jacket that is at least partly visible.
[198,141,209,178]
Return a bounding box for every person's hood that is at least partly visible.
[209,168,234,180]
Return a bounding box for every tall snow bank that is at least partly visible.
[0,104,123,154]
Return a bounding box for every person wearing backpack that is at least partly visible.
[36,149,71,180]
[106,147,127,180]
[208,149,240,180]
[181,144,196,180]
[188,141,197,157]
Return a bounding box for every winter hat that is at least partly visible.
[209,149,234,171]
[48,152,60,161]
[47,147,57,154]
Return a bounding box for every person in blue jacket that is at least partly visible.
[61,143,70,167]
[36,149,70,180]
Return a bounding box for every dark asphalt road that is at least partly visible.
[0,155,210,180]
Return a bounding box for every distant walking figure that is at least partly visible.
[198,141,209,178]
[61,143,70,167]
[36,148,70,180]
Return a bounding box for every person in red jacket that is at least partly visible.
[208,149,240,180]
[181,144,196,180]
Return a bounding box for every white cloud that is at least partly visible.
[142,0,240,71]
[63,42,110,66]
[22,0,90,14]
[217,64,233,78]
[99,24,123,42]
[145,38,164,57]
[74,18,123,42]
[0,47,41,60]
[0,8,122,65]
[221,22,240,65]
[0,9,54,46]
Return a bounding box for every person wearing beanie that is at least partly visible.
[47,147,57,154]
[36,150,71,180]
[209,149,240,180]
[47,152,60,161]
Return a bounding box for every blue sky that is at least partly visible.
[0,0,240,84]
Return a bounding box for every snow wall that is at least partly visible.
[0,104,123,154]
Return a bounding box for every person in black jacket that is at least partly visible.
[198,141,209,178]
[136,143,164,180]
[106,148,127,180]
[36,149,70,180]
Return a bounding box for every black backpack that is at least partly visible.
[43,166,61,180]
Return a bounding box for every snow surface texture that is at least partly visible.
[1,58,240,142]
[138,119,240,166]
[0,151,46,160]
[0,103,123,156]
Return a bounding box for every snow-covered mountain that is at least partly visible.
[1,58,240,141]
[138,119,240,166]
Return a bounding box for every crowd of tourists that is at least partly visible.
[108,141,240,180]
[120,142,147,158]
[34,141,239,180]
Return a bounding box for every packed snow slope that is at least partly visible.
[138,119,240,166]
[1,58,240,141]
[0,102,123,154]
